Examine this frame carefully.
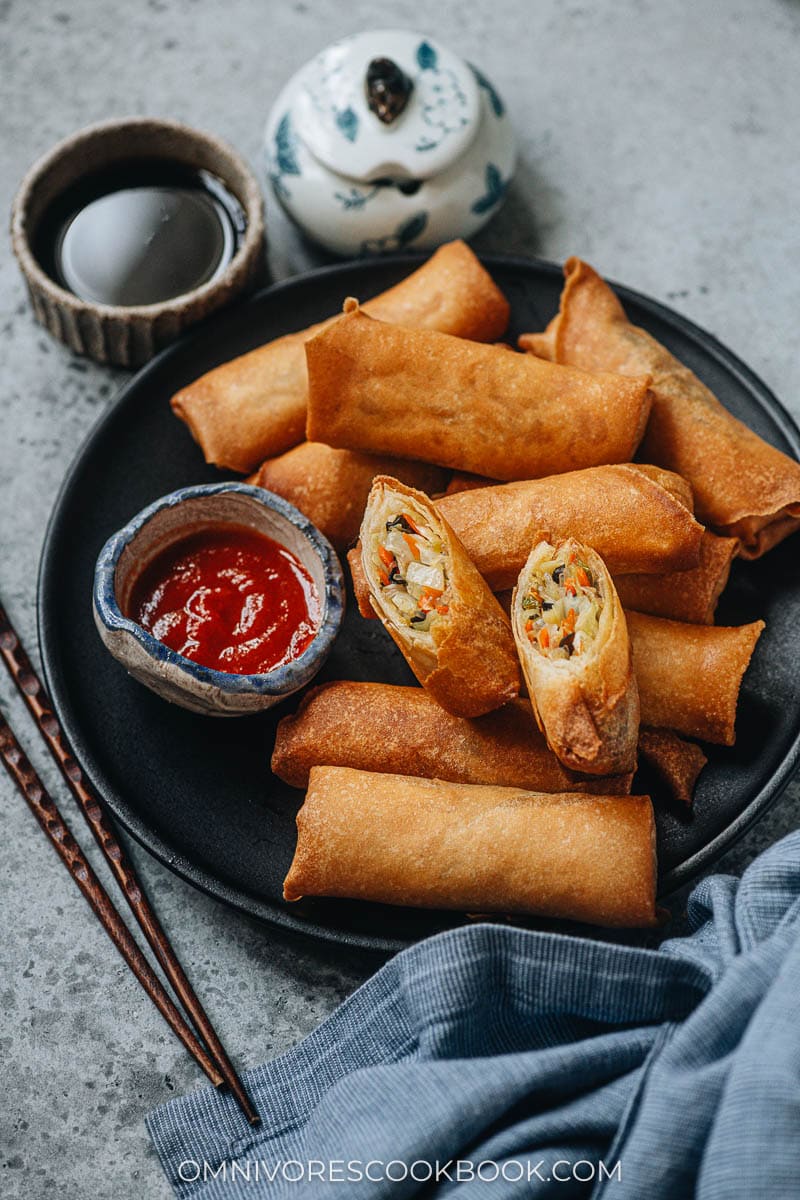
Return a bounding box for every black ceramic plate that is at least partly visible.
[38,255,800,952]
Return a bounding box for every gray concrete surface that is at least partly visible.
[2,1,800,1196]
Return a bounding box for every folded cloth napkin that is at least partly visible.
[147,831,800,1198]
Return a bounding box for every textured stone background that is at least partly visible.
[2,1,799,1196]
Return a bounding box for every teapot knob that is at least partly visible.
[365,57,414,125]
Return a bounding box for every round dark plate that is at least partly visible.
[38,255,800,952]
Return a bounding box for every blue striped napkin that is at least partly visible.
[147,831,800,1197]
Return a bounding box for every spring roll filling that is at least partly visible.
[369,495,450,650]
[521,544,603,661]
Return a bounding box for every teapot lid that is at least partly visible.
[290,30,481,184]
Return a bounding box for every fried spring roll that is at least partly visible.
[519,257,800,556]
[272,682,634,794]
[247,443,447,551]
[172,240,510,472]
[306,304,653,481]
[434,464,704,590]
[283,767,658,928]
[360,477,520,717]
[638,728,708,807]
[614,531,739,624]
[512,539,639,775]
[628,611,764,744]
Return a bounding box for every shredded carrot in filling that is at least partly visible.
[372,507,450,635]
[402,531,421,560]
[521,550,602,661]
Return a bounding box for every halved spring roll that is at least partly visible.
[628,611,764,744]
[306,304,653,481]
[247,443,448,551]
[519,257,800,556]
[512,538,639,775]
[172,240,510,472]
[283,767,658,928]
[272,682,634,794]
[638,728,708,808]
[360,477,521,717]
[614,531,739,624]
[434,464,704,590]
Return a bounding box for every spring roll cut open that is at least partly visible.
[306,305,653,481]
[512,538,640,775]
[283,767,658,928]
[272,682,634,794]
[172,240,510,472]
[360,477,521,717]
[519,257,800,556]
[247,443,447,551]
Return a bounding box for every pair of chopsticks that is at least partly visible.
[0,601,259,1126]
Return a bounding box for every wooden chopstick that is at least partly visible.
[0,604,260,1126]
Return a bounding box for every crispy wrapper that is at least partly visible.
[348,546,377,619]
[628,611,764,744]
[614,531,739,624]
[283,767,658,928]
[434,464,704,590]
[247,443,447,551]
[519,257,800,556]
[172,240,510,472]
[512,539,640,775]
[306,305,652,480]
[638,728,708,807]
[360,477,520,717]
[272,682,634,794]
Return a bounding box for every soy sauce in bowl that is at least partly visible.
[34,160,246,308]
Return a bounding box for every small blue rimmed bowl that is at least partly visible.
[93,482,344,716]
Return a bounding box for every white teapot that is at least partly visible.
[264,29,516,256]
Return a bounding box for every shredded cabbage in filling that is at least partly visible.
[370,502,450,641]
[521,547,602,661]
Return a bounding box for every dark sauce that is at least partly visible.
[34,160,246,307]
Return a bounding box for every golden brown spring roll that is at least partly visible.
[614,531,739,624]
[512,539,639,775]
[284,767,658,927]
[628,611,764,744]
[520,257,800,556]
[172,240,510,472]
[306,303,652,480]
[272,682,634,794]
[435,464,704,590]
[360,477,520,717]
[638,728,708,807]
[246,443,447,551]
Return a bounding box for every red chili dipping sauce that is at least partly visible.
[129,525,321,674]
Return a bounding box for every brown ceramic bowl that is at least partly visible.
[10,117,266,366]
